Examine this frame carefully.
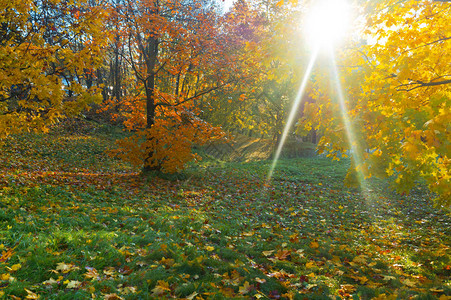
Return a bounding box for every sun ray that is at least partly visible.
[329,50,372,199]
[266,48,319,182]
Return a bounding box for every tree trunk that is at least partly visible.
[143,36,159,172]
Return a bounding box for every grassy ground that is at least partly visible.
[0,123,450,299]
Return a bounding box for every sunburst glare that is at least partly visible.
[304,0,352,49]
[266,0,353,183]
[266,49,318,182]
[329,51,370,199]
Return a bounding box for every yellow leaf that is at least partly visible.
[84,267,99,280]
[332,256,341,263]
[186,292,198,300]
[276,0,284,7]
[305,261,316,268]
[160,257,175,267]
[1,273,10,280]
[238,281,252,294]
[382,275,396,281]
[352,255,367,264]
[56,262,79,273]
[282,291,295,300]
[66,280,81,289]
[262,250,274,256]
[151,280,170,297]
[340,284,356,293]
[42,278,58,285]
[104,294,124,300]
[205,246,215,252]
[309,241,319,249]
[25,289,40,299]
[7,263,21,272]
[401,278,417,287]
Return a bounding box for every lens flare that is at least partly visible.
[329,51,371,199]
[266,49,319,182]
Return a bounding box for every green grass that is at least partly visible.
[0,124,450,299]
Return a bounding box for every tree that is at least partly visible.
[0,0,109,138]
[105,0,236,173]
[300,0,450,208]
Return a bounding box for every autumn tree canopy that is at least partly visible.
[299,0,450,207]
[0,0,109,138]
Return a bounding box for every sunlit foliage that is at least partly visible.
[0,0,109,137]
[300,0,451,207]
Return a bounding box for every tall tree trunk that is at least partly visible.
[143,36,159,172]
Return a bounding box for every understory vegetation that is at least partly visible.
[0,123,450,299]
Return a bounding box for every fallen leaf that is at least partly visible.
[42,278,59,285]
[238,281,252,294]
[104,293,123,300]
[185,291,198,300]
[56,262,79,274]
[262,250,274,256]
[309,241,319,249]
[352,255,367,264]
[340,284,356,293]
[275,249,291,260]
[7,264,21,272]
[66,280,81,289]
[84,267,100,280]
[151,280,170,297]
[401,278,417,287]
[24,289,40,299]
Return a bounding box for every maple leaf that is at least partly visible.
[205,246,215,251]
[151,280,171,297]
[104,294,124,300]
[42,278,59,285]
[238,281,253,294]
[0,273,10,280]
[185,292,198,300]
[274,249,291,260]
[0,247,15,263]
[24,289,40,299]
[55,262,79,273]
[66,280,81,289]
[309,241,319,249]
[160,257,175,267]
[84,267,100,280]
[6,263,21,272]
[352,255,367,265]
[401,278,417,287]
[340,284,356,293]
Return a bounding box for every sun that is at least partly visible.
[304,0,352,49]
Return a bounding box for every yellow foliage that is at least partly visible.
[0,1,109,138]
[302,0,451,208]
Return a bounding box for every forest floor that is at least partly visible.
[0,121,450,299]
